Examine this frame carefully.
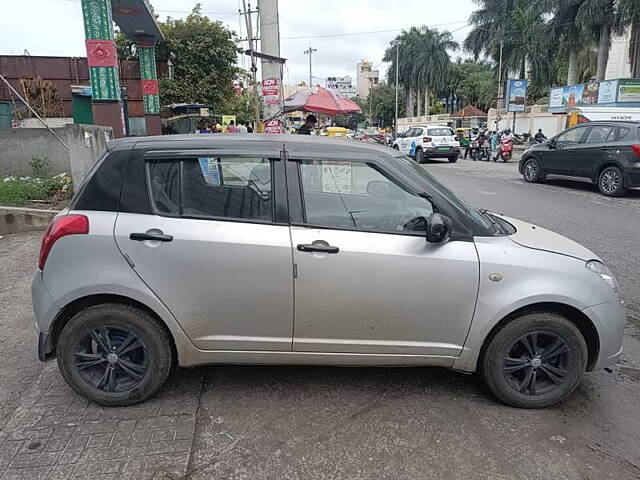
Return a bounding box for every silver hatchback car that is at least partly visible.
[32,135,625,408]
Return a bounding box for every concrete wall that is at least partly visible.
[16,118,74,129]
[488,106,567,136]
[0,124,112,186]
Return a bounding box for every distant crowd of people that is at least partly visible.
[198,120,254,134]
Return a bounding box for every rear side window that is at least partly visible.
[73,150,127,212]
[617,127,631,141]
[584,126,615,143]
[427,128,454,137]
[148,157,273,222]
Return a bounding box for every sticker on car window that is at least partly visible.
[322,161,352,194]
[198,157,221,185]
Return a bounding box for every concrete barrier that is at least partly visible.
[0,206,58,236]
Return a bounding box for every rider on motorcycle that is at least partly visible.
[534,128,547,143]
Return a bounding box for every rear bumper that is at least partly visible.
[38,331,53,362]
[422,147,459,157]
[31,271,59,362]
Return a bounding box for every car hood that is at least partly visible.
[496,215,600,262]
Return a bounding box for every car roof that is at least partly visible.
[108,133,394,156]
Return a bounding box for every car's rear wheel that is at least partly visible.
[448,155,458,163]
[415,148,425,163]
[57,303,173,406]
[480,312,587,408]
[598,166,627,196]
[523,158,542,182]
[392,144,399,151]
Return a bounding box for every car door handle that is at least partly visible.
[600,148,609,151]
[130,232,173,242]
[297,243,339,254]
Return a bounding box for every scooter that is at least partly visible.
[480,143,491,161]
[497,139,513,162]
[470,140,480,161]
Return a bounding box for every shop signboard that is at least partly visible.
[264,118,282,134]
[597,80,618,103]
[262,77,281,106]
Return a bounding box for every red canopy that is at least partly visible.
[283,86,361,115]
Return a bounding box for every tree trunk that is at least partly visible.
[596,22,612,81]
[630,22,640,78]
[407,85,414,118]
[416,89,422,117]
[567,47,579,85]
[424,87,429,118]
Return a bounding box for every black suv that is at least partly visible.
[519,121,640,196]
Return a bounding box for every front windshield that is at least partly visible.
[392,153,497,232]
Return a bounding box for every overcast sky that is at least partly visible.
[0,0,476,85]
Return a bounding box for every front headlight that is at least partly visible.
[586,260,621,300]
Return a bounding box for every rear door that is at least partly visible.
[579,124,616,177]
[545,125,589,174]
[114,150,294,351]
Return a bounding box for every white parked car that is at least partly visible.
[393,125,460,163]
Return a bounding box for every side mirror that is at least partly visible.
[366,180,390,197]
[548,139,557,149]
[426,213,452,243]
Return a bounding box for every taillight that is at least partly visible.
[39,214,89,270]
[423,137,432,143]
[632,144,640,156]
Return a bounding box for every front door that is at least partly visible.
[545,125,589,173]
[288,157,479,356]
[114,154,294,351]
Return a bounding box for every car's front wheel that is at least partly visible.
[598,166,627,196]
[523,158,542,182]
[480,312,587,408]
[57,303,173,406]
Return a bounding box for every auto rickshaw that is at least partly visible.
[326,126,348,138]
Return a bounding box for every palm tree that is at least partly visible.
[384,27,457,118]
[576,0,616,81]
[615,0,640,78]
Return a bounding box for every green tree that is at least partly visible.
[364,84,405,127]
[158,5,241,106]
[449,60,495,111]
[575,0,616,81]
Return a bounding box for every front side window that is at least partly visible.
[299,159,433,234]
[148,157,272,221]
[556,126,588,144]
[584,125,615,144]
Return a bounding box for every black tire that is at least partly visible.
[392,144,399,151]
[598,166,627,197]
[522,158,542,183]
[480,312,587,409]
[57,303,173,407]
[448,155,458,163]
[415,148,425,163]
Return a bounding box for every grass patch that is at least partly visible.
[0,176,72,207]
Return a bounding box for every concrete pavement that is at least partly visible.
[1,159,639,479]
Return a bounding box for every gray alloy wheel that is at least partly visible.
[523,158,541,183]
[598,166,626,197]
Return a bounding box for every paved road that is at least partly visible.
[1,161,639,479]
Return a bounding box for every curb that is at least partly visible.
[0,206,58,236]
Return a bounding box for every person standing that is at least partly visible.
[246,123,254,133]
[238,121,248,134]
[226,120,240,133]
[297,115,317,135]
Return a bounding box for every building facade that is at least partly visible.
[356,60,379,99]
[606,30,633,80]
[326,76,356,98]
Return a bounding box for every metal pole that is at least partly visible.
[495,40,503,131]
[304,46,317,87]
[394,42,399,137]
[0,73,69,150]
[242,0,260,128]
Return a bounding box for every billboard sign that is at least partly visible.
[597,80,618,103]
[507,79,527,112]
[617,79,640,102]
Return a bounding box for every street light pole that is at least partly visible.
[304,46,317,87]
[495,39,504,131]
[394,42,399,137]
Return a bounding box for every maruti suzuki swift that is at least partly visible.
[32,135,625,408]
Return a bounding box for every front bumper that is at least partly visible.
[583,300,626,370]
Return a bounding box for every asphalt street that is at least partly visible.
[1,159,639,479]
